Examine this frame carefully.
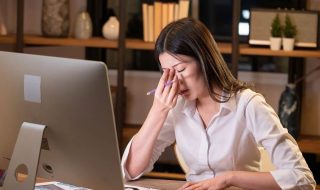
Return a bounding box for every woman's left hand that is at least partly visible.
[178,173,231,190]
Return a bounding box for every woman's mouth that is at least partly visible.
[179,89,189,95]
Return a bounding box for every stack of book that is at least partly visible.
[142,0,190,42]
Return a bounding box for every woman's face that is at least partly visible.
[159,52,208,101]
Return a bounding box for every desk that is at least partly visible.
[4,174,319,190]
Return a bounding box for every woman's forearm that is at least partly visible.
[125,106,170,178]
[227,171,281,190]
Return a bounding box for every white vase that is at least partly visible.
[74,11,92,39]
[270,37,282,51]
[102,16,119,40]
[282,38,295,51]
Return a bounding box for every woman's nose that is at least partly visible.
[175,73,184,84]
[175,71,182,79]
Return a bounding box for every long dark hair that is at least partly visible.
[155,17,248,102]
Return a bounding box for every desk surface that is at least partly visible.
[126,178,243,190]
[127,178,320,190]
[6,174,319,190]
[126,178,185,190]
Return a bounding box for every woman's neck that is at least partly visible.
[196,88,222,128]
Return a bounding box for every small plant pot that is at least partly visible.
[282,38,295,51]
[270,37,282,51]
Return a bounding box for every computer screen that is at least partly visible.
[0,51,123,190]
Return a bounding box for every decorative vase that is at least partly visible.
[278,83,300,139]
[270,37,282,51]
[74,11,92,39]
[102,16,119,40]
[282,38,295,51]
[41,0,70,37]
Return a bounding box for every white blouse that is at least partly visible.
[121,89,316,189]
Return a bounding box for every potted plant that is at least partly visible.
[270,13,282,51]
[282,14,297,51]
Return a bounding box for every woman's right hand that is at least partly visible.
[152,69,179,113]
[124,69,179,178]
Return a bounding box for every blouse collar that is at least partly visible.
[181,90,237,117]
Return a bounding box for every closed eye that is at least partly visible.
[177,68,185,72]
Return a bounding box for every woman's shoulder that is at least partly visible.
[238,88,258,96]
[234,88,265,106]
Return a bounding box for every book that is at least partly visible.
[154,0,162,41]
[178,0,190,19]
[147,4,154,42]
[174,2,179,21]
[167,2,175,24]
[161,3,168,31]
[142,3,149,42]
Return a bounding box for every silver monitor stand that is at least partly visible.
[4,122,46,190]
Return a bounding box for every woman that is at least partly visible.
[121,18,316,190]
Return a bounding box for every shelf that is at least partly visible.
[114,39,320,58]
[23,36,155,50]
[0,35,16,44]
[126,39,155,50]
[24,35,118,48]
[2,36,320,58]
[123,39,233,53]
[239,44,320,58]
[297,135,320,154]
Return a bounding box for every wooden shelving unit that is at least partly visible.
[1,0,319,186]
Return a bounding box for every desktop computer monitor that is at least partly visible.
[0,51,124,190]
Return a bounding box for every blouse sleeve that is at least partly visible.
[245,94,316,190]
[121,110,176,181]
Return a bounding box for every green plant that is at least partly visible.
[271,14,282,37]
[283,14,297,38]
